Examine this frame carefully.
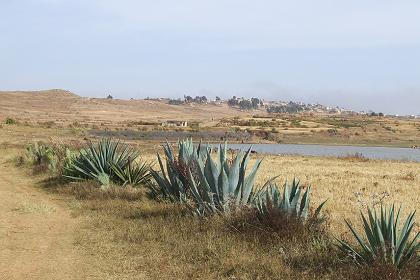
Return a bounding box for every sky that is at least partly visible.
[1,0,420,115]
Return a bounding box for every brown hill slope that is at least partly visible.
[0,89,248,125]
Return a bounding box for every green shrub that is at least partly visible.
[26,142,57,174]
[5,117,16,125]
[337,205,420,268]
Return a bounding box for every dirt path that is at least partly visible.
[0,154,90,280]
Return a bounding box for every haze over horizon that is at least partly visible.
[1,0,419,115]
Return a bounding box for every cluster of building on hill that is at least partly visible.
[165,95,264,109]
[159,95,420,117]
[265,101,356,114]
[165,95,356,114]
[161,120,188,127]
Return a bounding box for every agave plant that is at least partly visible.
[112,160,152,187]
[149,139,207,202]
[150,139,263,216]
[337,205,420,268]
[187,144,262,215]
[254,178,326,221]
[64,138,141,187]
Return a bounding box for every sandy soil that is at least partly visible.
[0,153,90,280]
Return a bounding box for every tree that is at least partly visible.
[251,97,262,109]
[228,97,239,107]
[184,95,193,103]
[168,99,184,105]
[200,96,208,103]
[239,100,253,110]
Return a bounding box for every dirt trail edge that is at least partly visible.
[0,155,90,280]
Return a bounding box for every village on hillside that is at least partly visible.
[143,94,420,118]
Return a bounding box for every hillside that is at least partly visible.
[0,89,249,125]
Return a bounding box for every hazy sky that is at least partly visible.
[1,0,420,114]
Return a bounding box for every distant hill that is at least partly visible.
[0,89,250,125]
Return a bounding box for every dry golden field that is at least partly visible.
[255,155,420,234]
[1,89,420,147]
[1,106,419,235]
[0,89,250,125]
[1,91,419,279]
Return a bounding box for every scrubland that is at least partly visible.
[1,90,420,147]
[1,92,419,279]
[46,153,419,280]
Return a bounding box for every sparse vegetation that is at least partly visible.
[5,117,17,125]
[25,142,58,174]
[3,133,419,279]
[1,92,420,279]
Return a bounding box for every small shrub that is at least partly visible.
[327,128,338,135]
[26,142,57,174]
[341,153,369,162]
[384,126,396,133]
[5,117,16,125]
[15,155,26,167]
[400,171,416,181]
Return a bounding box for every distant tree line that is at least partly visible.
[167,95,266,109]
[266,102,306,114]
[167,95,209,105]
[184,95,208,104]
[368,112,384,117]
[227,96,263,110]
[168,99,184,105]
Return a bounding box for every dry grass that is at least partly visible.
[220,114,420,147]
[61,183,419,280]
[253,155,420,235]
[32,151,420,279]
[1,117,419,278]
[138,150,420,235]
[2,90,420,147]
[0,90,250,127]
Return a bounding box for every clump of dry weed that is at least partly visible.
[340,152,369,162]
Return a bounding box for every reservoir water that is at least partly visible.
[209,143,420,162]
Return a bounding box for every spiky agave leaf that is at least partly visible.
[111,160,152,187]
[64,138,140,186]
[188,143,263,216]
[253,178,326,221]
[150,139,263,216]
[149,139,208,202]
[338,204,420,268]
